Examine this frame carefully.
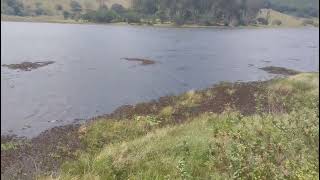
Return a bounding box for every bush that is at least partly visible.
[272,19,282,26]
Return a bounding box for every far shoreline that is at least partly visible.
[2,15,319,29]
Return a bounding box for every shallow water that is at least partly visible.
[1,22,319,137]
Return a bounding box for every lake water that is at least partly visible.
[1,22,319,137]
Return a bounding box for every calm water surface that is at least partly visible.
[1,22,319,137]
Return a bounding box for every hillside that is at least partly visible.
[257,9,319,27]
[56,73,320,179]
[267,0,319,17]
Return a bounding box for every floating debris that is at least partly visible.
[122,58,156,65]
[2,61,55,71]
[259,66,300,75]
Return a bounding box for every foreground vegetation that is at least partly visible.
[30,73,318,179]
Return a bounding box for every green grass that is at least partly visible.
[1,142,18,151]
[41,73,318,179]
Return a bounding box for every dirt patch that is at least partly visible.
[122,58,156,65]
[259,66,300,75]
[2,61,55,71]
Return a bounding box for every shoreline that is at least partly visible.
[0,65,305,138]
[1,78,270,178]
[2,66,318,178]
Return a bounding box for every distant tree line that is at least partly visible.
[1,0,318,25]
[131,0,268,26]
[1,0,53,16]
[80,0,268,26]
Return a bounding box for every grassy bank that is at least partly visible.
[11,72,314,179]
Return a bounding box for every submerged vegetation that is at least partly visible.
[2,61,55,71]
[122,58,156,65]
[2,72,316,179]
[259,66,300,75]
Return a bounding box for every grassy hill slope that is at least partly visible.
[257,9,319,27]
[35,73,318,179]
[267,0,319,17]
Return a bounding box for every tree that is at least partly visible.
[81,9,118,23]
[123,11,141,23]
[70,1,82,12]
[111,3,125,14]
[55,4,63,11]
[2,0,24,16]
[63,11,70,19]
[155,10,167,23]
